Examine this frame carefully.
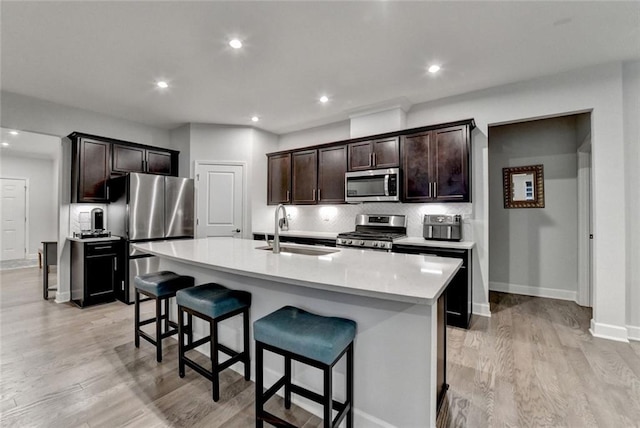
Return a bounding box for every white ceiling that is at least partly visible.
[0,128,60,160]
[1,1,639,135]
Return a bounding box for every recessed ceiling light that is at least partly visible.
[156,81,169,89]
[9,131,19,136]
[1,142,10,147]
[428,65,441,73]
[319,95,329,103]
[229,39,243,49]
[251,116,260,122]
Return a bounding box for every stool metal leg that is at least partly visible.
[187,313,193,346]
[324,365,333,428]
[284,355,292,409]
[156,297,162,362]
[178,306,185,378]
[243,308,250,381]
[134,289,140,348]
[211,319,219,401]
[255,341,264,428]
[164,298,170,333]
[347,343,354,428]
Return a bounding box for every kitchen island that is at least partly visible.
[133,237,462,428]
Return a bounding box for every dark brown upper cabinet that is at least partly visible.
[348,137,399,171]
[112,144,173,176]
[292,150,318,204]
[402,124,470,202]
[267,153,292,205]
[71,137,111,203]
[317,145,347,203]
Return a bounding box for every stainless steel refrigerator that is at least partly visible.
[108,173,194,303]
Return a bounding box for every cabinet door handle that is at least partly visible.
[121,280,125,291]
[433,182,438,198]
[114,257,117,271]
[373,152,377,166]
[141,160,145,170]
[317,189,321,201]
[106,186,110,200]
[312,189,316,201]
[93,246,111,250]
[369,153,373,167]
[286,190,290,202]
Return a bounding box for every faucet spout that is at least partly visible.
[273,204,288,254]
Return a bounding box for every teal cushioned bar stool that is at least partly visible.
[176,283,251,402]
[254,306,356,428]
[134,271,195,362]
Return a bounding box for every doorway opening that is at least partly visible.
[0,128,60,269]
[487,112,592,307]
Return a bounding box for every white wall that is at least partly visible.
[277,62,630,340]
[0,90,173,303]
[169,124,191,178]
[278,120,350,151]
[623,60,640,340]
[187,123,279,239]
[0,154,57,256]
[0,91,171,148]
[488,116,580,301]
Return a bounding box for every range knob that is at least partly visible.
[359,241,365,246]
[372,242,378,247]
[347,240,352,245]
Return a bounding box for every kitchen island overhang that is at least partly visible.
[133,237,462,428]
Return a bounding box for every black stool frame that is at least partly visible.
[134,287,192,362]
[177,304,250,401]
[255,341,354,428]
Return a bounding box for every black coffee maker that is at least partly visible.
[91,208,105,232]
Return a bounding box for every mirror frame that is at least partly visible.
[502,164,545,208]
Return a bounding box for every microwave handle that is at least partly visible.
[384,174,389,196]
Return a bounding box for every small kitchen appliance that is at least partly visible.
[91,208,104,231]
[336,214,407,251]
[423,214,462,241]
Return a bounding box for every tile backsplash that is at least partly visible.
[255,202,474,240]
[70,204,108,234]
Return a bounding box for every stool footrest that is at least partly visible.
[138,330,157,346]
[183,355,215,382]
[263,376,287,402]
[185,335,211,351]
[257,410,298,428]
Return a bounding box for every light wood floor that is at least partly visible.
[1,267,639,427]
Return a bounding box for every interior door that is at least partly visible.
[0,178,26,261]
[195,163,244,238]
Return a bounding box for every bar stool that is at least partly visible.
[134,271,195,362]
[176,283,251,402]
[254,306,356,428]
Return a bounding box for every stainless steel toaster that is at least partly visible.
[423,214,462,241]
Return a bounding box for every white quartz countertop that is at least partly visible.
[254,229,475,249]
[254,230,339,239]
[394,237,475,250]
[133,237,462,305]
[67,236,121,243]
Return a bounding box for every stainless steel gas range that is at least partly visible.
[336,214,407,251]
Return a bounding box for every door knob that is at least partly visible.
[232,228,241,233]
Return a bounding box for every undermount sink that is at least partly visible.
[255,245,339,256]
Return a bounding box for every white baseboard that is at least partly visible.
[27,252,38,260]
[55,291,70,303]
[589,319,629,343]
[627,325,640,342]
[489,281,577,302]
[473,302,491,317]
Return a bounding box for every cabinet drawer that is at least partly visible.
[86,242,118,256]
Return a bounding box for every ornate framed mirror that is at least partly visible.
[502,164,545,208]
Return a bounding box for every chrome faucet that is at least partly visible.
[273,204,289,254]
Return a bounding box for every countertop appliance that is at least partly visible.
[345,168,400,203]
[73,230,112,239]
[423,214,462,241]
[336,214,407,251]
[108,173,194,303]
[91,208,104,231]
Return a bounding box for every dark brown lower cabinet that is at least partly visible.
[393,244,472,329]
[71,240,122,307]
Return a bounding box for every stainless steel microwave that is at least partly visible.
[345,168,400,203]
